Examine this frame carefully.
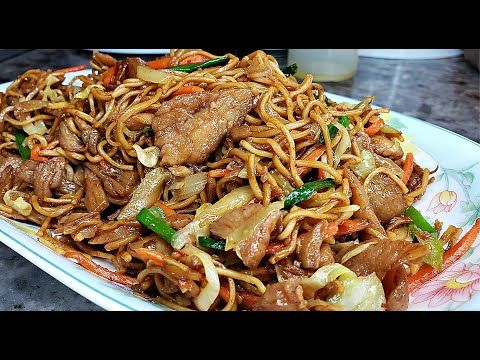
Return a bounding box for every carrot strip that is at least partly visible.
[219,286,230,302]
[408,218,480,293]
[325,222,339,237]
[402,152,414,184]
[317,168,326,179]
[364,118,385,136]
[147,56,173,70]
[297,146,326,176]
[55,64,88,74]
[337,219,370,236]
[102,66,116,85]
[154,202,176,217]
[178,54,210,65]
[133,248,166,267]
[31,144,47,162]
[208,169,233,178]
[64,251,139,287]
[170,86,204,98]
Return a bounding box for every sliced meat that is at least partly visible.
[344,168,387,239]
[0,154,22,174]
[353,131,373,152]
[252,279,307,311]
[0,155,22,199]
[406,162,424,193]
[152,88,254,166]
[342,240,430,280]
[54,212,103,241]
[166,213,194,230]
[84,162,139,205]
[366,173,408,223]
[59,121,86,152]
[33,157,67,200]
[297,220,335,269]
[382,265,409,311]
[85,168,109,213]
[370,135,403,160]
[126,57,146,79]
[210,203,263,239]
[17,160,37,184]
[230,125,253,142]
[92,51,117,67]
[89,224,141,245]
[57,179,80,195]
[236,208,282,269]
[124,113,154,131]
[80,128,100,155]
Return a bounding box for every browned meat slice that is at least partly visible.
[59,121,86,152]
[342,240,430,280]
[57,179,80,195]
[382,265,409,311]
[85,168,109,213]
[370,135,403,160]
[344,168,386,239]
[210,203,263,239]
[152,89,254,166]
[54,212,103,241]
[352,131,373,152]
[406,162,424,193]
[166,213,194,230]
[92,51,117,67]
[252,279,307,311]
[210,203,281,269]
[0,155,22,198]
[365,173,408,223]
[80,128,100,155]
[84,162,139,205]
[126,57,146,78]
[89,224,141,245]
[0,154,22,173]
[17,160,37,184]
[33,157,67,200]
[124,113,154,131]
[297,220,335,269]
[230,125,253,142]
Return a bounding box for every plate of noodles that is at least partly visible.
[0,50,479,311]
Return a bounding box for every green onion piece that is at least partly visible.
[319,116,350,145]
[283,178,336,209]
[14,128,30,161]
[282,63,298,77]
[404,206,437,235]
[169,57,229,73]
[198,236,225,251]
[136,206,176,245]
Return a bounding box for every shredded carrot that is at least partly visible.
[178,54,210,65]
[297,146,326,176]
[170,86,204,98]
[337,219,370,236]
[147,56,173,70]
[364,118,385,136]
[208,169,233,178]
[55,64,88,74]
[402,152,414,184]
[219,286,230,302]
[317,168,326,179]
[325,222,339,237]
[45,139,59,150]
[64,251,139,287]
[154,202,176,217]
[31,144,47,162]
[408,218,480,293]
[133,248,166,267]
[102,66,116,85]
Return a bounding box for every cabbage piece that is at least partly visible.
[132,144,160,168]
[136,66,174,84]
[172,186,254,248]
[301,263,385,311]
[42,74,65,102]
[22,120,48,135]
[224,201,284,252]
[176,172,207,201]
[351,150,376,179]
[117,167,170,220]
[3,190,32,216]
[74,84,104,99]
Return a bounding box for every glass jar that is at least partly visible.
[287,49,358,82]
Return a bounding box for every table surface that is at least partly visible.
[0,49,478,311]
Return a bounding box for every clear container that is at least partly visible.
[287,49,358,82]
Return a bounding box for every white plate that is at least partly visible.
[1,71,479,311]
[358,49,463,60]
[85,49,170,55]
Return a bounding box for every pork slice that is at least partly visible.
[252,279,308,311]
[85,168,109,213]
[366,173,408,223]
[297,220,335,269]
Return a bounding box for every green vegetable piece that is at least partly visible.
[423,235,444,271]
[169,56,229,73]
[14,128,30,161]
[282,63,298,77]
[199,236,226,251]
[136,206,176,245]
[319,116,350,145]
[404,206,437,235]
[284,178,336,209]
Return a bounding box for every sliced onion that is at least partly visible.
[177,172,208,201]
[352,150,376,179]
[136,65,174,84]
[333,122,351,167]
[117,167,170,220]
[182,244,220,311]
[74,84,104,99]
[133,144,160,168]
[3,190,32,216]
[22,120,48,135]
